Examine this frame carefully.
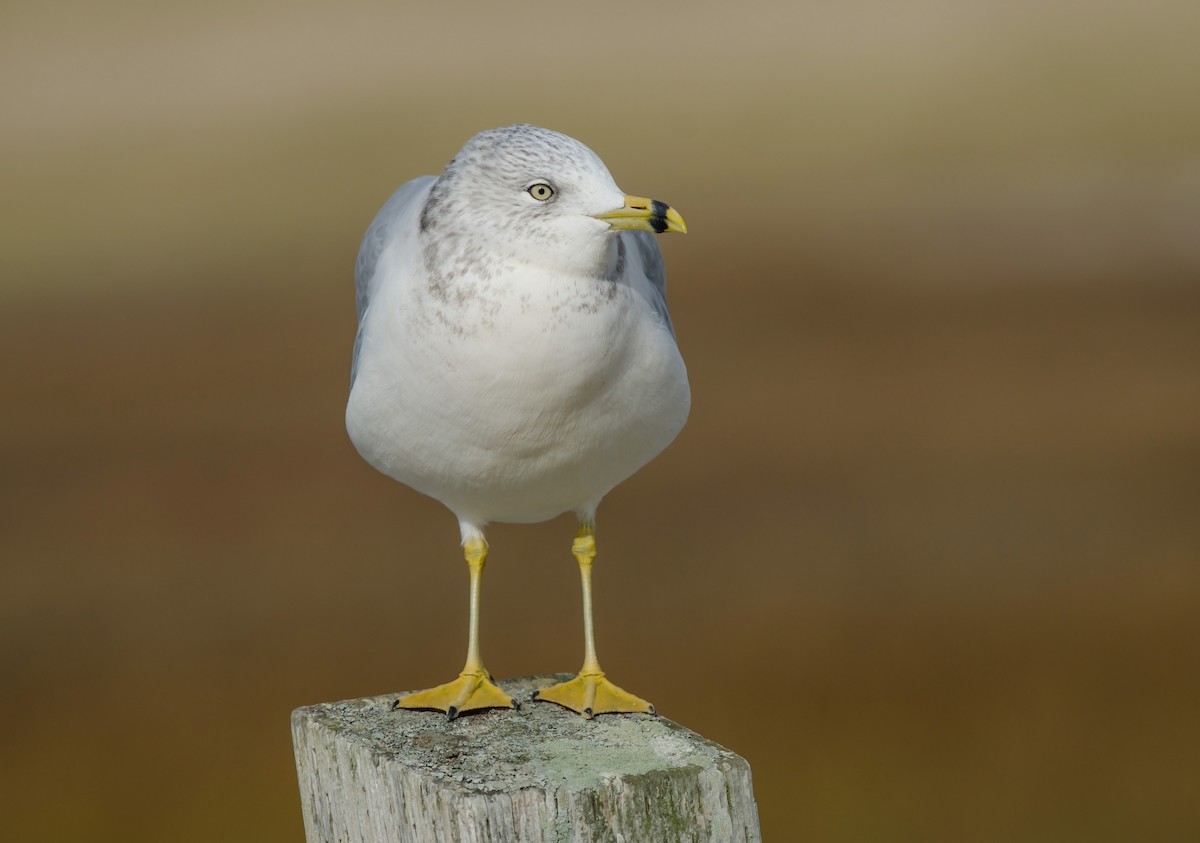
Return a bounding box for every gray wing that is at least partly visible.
[351,175,436,386]
[619,229,676,337]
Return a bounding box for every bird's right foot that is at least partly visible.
[391,669,517,720]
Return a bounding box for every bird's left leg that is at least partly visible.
[533,522,655,718]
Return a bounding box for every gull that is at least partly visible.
[346,124,689,719]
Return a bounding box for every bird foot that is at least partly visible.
[532,670,655,719]
[391,669,517,720]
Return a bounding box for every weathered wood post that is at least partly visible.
[292,674,761,842]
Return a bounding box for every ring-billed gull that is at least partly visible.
[346,124,689,719]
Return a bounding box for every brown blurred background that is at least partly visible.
[3,1,1199,840]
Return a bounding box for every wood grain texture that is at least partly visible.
[293,675,761,842]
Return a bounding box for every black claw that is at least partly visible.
[648,704,657,716]
[584,707,593,718]
[512,699,521,711]
[446,705,459,721]
[390,699,401,711]
[531,690,541,700]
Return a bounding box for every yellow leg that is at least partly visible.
[392,538,516,720]
[533,523,656,719]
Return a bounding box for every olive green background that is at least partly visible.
[3,1,1198,840]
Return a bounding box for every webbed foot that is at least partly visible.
[392,670,517,720]
[532,670,655,719]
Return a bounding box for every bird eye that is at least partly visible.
[527,183,554,201]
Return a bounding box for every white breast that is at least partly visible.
[346,230,689,526]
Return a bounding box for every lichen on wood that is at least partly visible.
[293,674,761,842]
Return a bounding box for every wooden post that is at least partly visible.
[292,674,761,842]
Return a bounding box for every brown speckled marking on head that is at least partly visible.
[417,124,619,318]
[407,125,637,339]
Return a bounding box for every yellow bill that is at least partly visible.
[594,195,687,234]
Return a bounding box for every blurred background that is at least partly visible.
[3,0,1199,839]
